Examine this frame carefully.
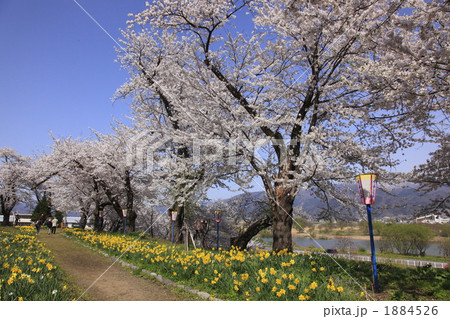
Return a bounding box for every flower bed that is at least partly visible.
[65,229,367,301]
[0,226,74,301]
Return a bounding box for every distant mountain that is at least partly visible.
[225,184,449,221]
[12,202,34,214]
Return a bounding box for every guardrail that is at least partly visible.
[330,253,448,269]
[293,250,449,269]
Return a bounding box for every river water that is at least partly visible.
[262,237,442,256]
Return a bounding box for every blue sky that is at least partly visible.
[0,1,437,200]
[0,0,144,155]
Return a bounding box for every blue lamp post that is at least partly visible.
[98,210,103,232]
[356,174,379,293]
[171,211,177,244]
[122,209,127,234]
[214,210,222,250]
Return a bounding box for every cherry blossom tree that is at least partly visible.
[0,148,30,226]
[411,132,449,216]
[25,151,64,212]
[45,129,160,232]
[117,0,448,251]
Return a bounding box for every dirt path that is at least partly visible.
[38,232,192,301]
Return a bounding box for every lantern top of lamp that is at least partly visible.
[355,173,377,205]
[355,173,377,179]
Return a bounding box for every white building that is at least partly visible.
[414,214,450,224]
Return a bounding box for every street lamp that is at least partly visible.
[355,173,379,293]
[122,209,127,234]
[171,211,177,244]
[214,210,222,250]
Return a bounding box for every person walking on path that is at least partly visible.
[46,218,52,234]
[35,219,42,234]
[51,217,58,234]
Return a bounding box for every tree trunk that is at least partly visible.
[271,186,295,252]
[170,203,185,244]
[230,215,272,250]
[1,196,7,226]
[110,219,121,232]
[80,211,88,230]
[127,209,137,233]
[2,212,11,226]
[125,170,136,233]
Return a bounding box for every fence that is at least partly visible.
[330,253,448,269]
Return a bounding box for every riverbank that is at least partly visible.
[291,228,448,242]
[259,230,449,261]
[292,230,381,241]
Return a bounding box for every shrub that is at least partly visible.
[439,224,450,238]
[438,238,450,257]
[293,218,313,232]
[381,224,433,256]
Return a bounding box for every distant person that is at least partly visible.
[15,214,20,226]
[46,218,52,234]
[35,219,42,234]
[98,211,104,232]
[51,217,58,234]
